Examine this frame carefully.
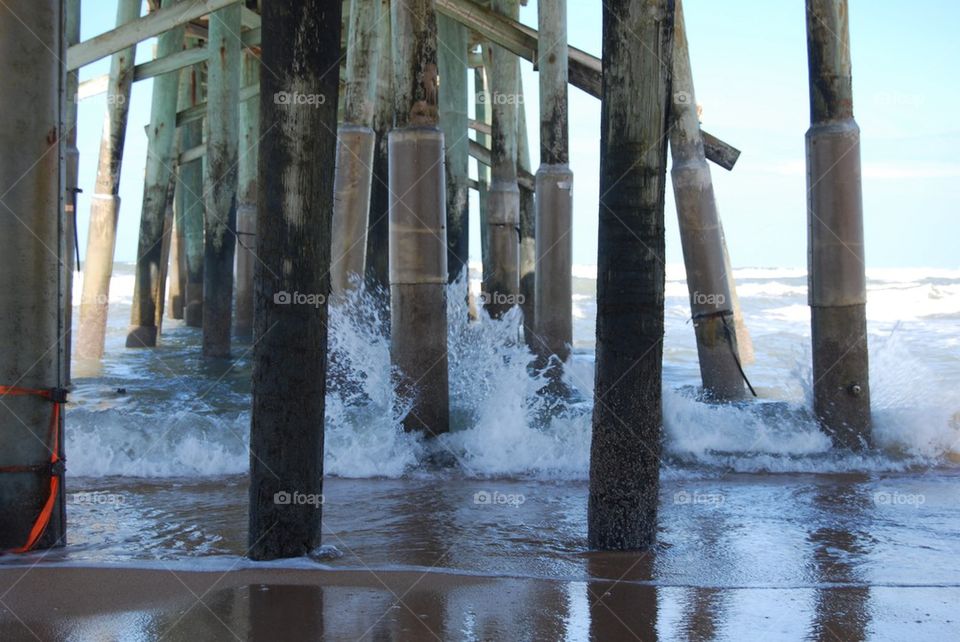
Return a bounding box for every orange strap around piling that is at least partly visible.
[0,385,63,553]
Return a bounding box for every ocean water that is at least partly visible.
[11,263,960,584]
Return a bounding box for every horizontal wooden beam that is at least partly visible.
[179,143,205,165]
[439,0,741,170]
[78,28,261,101]
[67,0,242,71]
[176,82,258,127]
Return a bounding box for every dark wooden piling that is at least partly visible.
[76,0,140,361]
[234,50,259,337]
[202,4,241,358]
[0,0,66,551]
[388,0,450,436]
[126,0,184,348]
[588,0,675,551]
[248,0,342,561]
[805,0,871,448]
[669,0,746,401]
[364,0,392,296]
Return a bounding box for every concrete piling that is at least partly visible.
[389,0,450,436]
[331,0,381,298]
[533,0,574,368]
[484,0,521,320]
[234,50,259,337]
[76,0,140,362]
[669,1,746,401]
[0,0,67,551]
[805,0,871,448]
[127,0,184,348]
[589,0,675,550]
[249,0,342,560]
[203,3,241,358]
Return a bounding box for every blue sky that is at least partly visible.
[75,1,959,269]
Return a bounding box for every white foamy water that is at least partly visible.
[65,264,960,479]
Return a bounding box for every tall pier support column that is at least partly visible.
[364,0,393,297]
[0,0,66,551]
[167,214,185,319]
[589,0,674,550]
[516,74,537,345]
[64,0,81,384]
[805,0,870,448]
[126,0,183,348]
[483,0,520,319]
[249,0,342,561]
[331,0,381,297]
[76,0,139,362]
[533,0,574,367]
[474,57,493,285]
[235,51,259,337]
[179,64,205,328]
[438,14,470,287]
[389,0,450,436]
[670,1,745,401]
[203,4,241,358]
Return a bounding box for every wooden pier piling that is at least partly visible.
[589,0,674,550]
[388,0,450,436]
[483,0,521,320]
[516,73,537,345]
[127,0,184,348]
[249,0,342,560]
[76,0,140,361]
[178,63,205,328]
[0,0,66,551]
[805,0,871,448]
[331,0,381,297]
[670,1,746,401]
[203,3,241,357]
[533,0,574,368]
[439,14,471,286]
[234,50,259,337]
[63,0,81,384]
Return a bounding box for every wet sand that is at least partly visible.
[1,565,958,640]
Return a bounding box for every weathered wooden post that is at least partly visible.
[533,0,574,367]
[249,0,342,560]
[76,0,140,361]
[589,0,674,550]
[516,73,537,344]
[364,0,393,296]
[178,63,205,328]
[331,0,381,297]
[483,0,520,319]
[235,50,259,336]
[167,215,186,320]
[127,0,184,348]
[474,55,493,284]
[203,4,241,357]
[669,0,746,401]
[389,0,450,436]
[64,0,81,384]
[805,0,870,448]
[438,14,470,286]
[0,0,67,551]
